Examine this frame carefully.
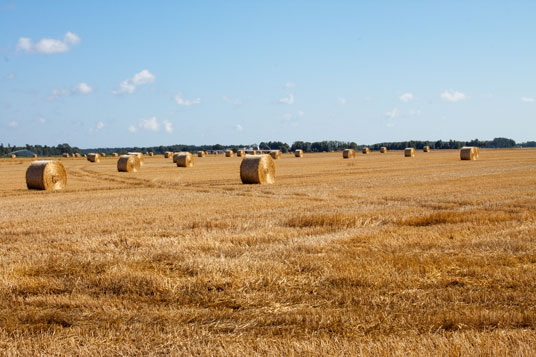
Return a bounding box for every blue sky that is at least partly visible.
[1,1,535,147]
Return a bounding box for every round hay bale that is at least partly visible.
[423,146,431,152]
[295,149,304,157]
[164,151,173,158]
[240,154,275,184]
[175,152,194,167]
[149,152,154,157]
[404,148,415,157]
[474,147,480,158]
[26,160,67,191]
[11,154,16,159]
[32,154,38,158]
[343,149,356,159]
[225,149,234,157]
[460,147,476,160]
[87,153,100,163]
[128,152,144,166]
[197,151,206,157]
[380,147,387,153]
[62,153,70,158]
[75,153,81,158]
[362,147,370,154]
[269,150,281,159]
[246,150,257,155]
[117,155,141,172]
[100,153,106,157]
[236,150,245,157]
[112,153,118,157]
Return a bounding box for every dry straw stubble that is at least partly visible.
[25,160,67,190]
[240,154,275,184]
[117,155,141,172]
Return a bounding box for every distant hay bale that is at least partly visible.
[71,153,76,158]
[474,147,480,158]
[240,154,275,184]
[112,153,118,157]
[117,155,141,172]
[149,152,154,157]
[87,153,100,163]
[423,146,431,152]
[26,160,67,191]
[197,151,206,157]
[175,152,194,167]
[362,147,370,154]
[246,150,257,155]
[237,150,245,157]
[32,154,38,158]
[11,154,16,159]
[404,148,415,157]
[295,149,304,157]
[75,153,81,158]
[380,147,387,153]
[269,150,281,159]
[460,147,477,160]
[225,149,234,157]
[128,152,144,166]
[62,153,70,158]
[100,153,106,157]
[343,149,356,159]
[164,151,173,158]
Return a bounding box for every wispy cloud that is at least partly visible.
[282,81,296,88]
[49,82,93,99]
[385,108,400,119]
[521,97,535,103]
[337,98,347,105]
[279,94,294,104]
[3,73,15,80]
[88,121,104,134]
[17,32,80,54]
[400,92,414,102]
[408,109,421,117]
[129,117,173,133]
[8,120,18,128]
[113,70,155,94]
[235,124,243,132]
[174,93,201,106]
[441,90,467,102]
[223,96,243,105]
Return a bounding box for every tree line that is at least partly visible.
[1,137,534,157]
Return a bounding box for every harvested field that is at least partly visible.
[0,149,535,355]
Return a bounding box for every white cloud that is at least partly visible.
[162,120,173,133]
[235,124,243,132]
[128,125,137,133]
[385,108,400,119]
[113,70,155,94]
[8,120,18,128]
[408,109,421,117]
[4,73,15,80]
[521,97,535,103]
[386,123,395,128]
[279,94,294,104]
[38,117,46,124]
[337,97,347,105]
[282,81,296,88]
[223,96,243,105]
[96,121,104,130]
[139,117,160,131]
[49,82,93,99]
[441,90,467,102]
[174,93,201,106]
[282,113,294,121]
[297,110,304,117]
[400,92,414,102]
[16,32,81,54]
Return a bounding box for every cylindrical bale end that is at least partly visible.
[240,154,275,184]
[117,155,141,172]
[26,160,67,191]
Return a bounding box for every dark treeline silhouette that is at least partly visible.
[0,137,532,157]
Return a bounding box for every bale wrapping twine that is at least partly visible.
[117,155,141,172]
[240,154,275,184]
[26,160,67,190]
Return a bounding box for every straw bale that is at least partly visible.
[197,151,206,157]
[26,160,67,190]
[164,151,173,158]
[87,153,100,163]
[404,148,415,157]
[175,152,194,167]
[117,155,141,172]
[62,153,70,158]
[240,154,275,184]
[460,147,477,160]
[343,149,356,159]
[295,149,304,157]
[128,152,144,166]
[237,150,245,157]
[423,146,431,152]
[112,153,118,157]
[380,147,387,153]
[362,147,370,154]
[225,149,234,157]
[269,150,281,159]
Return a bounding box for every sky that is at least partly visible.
[1,1,535,148]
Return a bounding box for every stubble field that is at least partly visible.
[0,149,535,355]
